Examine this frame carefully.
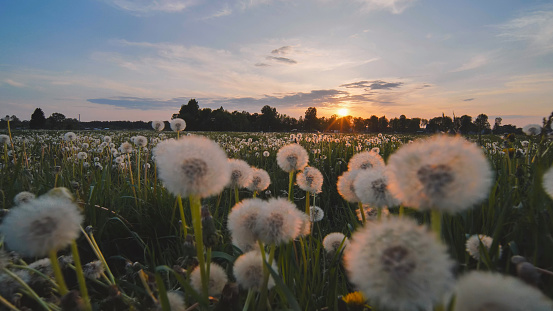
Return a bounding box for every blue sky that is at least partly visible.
[1,0,552,126]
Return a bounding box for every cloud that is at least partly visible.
[3,79,25,87]
[266,56,297,64]
[101,0,195,14]
[87,96,190,110]
[462,98,475,101]
[451,54,489,72]
[202,5,232,19]
[497,5,553,54]
[356,0,417,14]
[271,46,293,55]
[340,80,403,90]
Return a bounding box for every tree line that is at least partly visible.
[1,100,522,134]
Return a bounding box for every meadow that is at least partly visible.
[0,122,552,311]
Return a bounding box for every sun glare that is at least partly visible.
[338,108,348,117]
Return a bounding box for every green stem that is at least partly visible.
[431,209,442,239]
[257,242,276,311]
[190,195,208,299]
[358,202,366,224]
[177,196,188,238]
[85,228,116,284]
[2,268,51,311]
[70,240,92,311]
[242,289,255,311]
[234,186,240,205]
[48,250,68,296]
[399,205,405,218]
[305,191,310,215]
[0,293,20,311]
[288,171,294,201]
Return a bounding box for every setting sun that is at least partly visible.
[338,108,348,117]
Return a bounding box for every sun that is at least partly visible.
[338,108,348,117]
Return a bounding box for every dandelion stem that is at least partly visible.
[242,289,255,311]
[399,205,405,218]
[177,195,188,238]
[431,209,442,239]
[305,191,310,215]
[234,186,240,205]
[358,202,366,224]
[288,170,294,201]
[70,240,92,311]
[84,228,116,285]
[48,250,68,296]
[0,293,20,311]
[190,195,208,300]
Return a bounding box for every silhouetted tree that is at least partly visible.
[304,107,319,132]
[475,114,491,134]
[30,108,46,129]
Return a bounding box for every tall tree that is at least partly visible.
[475,114,491,134]
[30,108,46,129]
[175,99,201,130]
[303,107,319,132]
[47,112,66,129]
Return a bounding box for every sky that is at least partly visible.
[1,0,552,127]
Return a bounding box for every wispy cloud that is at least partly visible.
[497,5,553,54]
[100,0,196,14]
[340,80,403,90]
[271,46,293,55]
[87,96,189,110]
[202,5,232,19]
[266,56,297,64]
[356,0,417,14]
[462,98,475,102]
[2,79,25,87]
[451,54,489,72]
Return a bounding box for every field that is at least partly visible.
[1,127,552,311]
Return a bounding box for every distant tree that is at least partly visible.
[493,117,502,134]
[47,112,66,129]
[407,118,421,133]
[30,108,46,129]
[474,114,491,134]
[378,116,389,132]
[459,115,474,134]
[174,99,200,130]
[368,115,379,132]
[304,107,319,132]
[353,117,366,132]
[260,105,279,132]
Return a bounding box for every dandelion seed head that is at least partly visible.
[0,134,10,145]
[64,132,77,142]
[454,271,553,311]
[348,151,385,171]
[134,135,148,147]
[465,234,502,261]
[543,165,553,200]
[166,291,186,311]
[13,191,36,205]
[154,135,230,198]
[77,152,88,160]
[190,263,228,297]
[354,168,399,208]
[276,144,309,172]
[170,118,186,132]
[309,206,324,222]
[228,198,266,252]
[522,124,541,136]
[119,142,133,154]
[344,217,454,311]
[297,166,323,193]
[151,120,165,132]
[233,251,277,291]
[228,159,253,188]
[0,196,83,257]
[387,135,493,213]
[246,167,271,192]
[83,260,105,280]
[337,170,361,203]
[256,198,304,245]
[323,232,349,254]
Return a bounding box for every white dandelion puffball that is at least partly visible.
[276,143,309,172]
[151,120,165,132]
[64,132,77,141]
[323,232,349,254]
[348,150,385,171]
[386,135,493,213]
[13,191,36,205]
[522,124,541,136]
[228,159,253,188]
[83,260,105,280]
[190,263,228,297]
[255,198,304,245]
[309,206,324,222]
[453,271,553,311]
[344,217,454,311]
[0,134,10,145]
[134,135,148,147]
[0,196,83,257]
[337,170,361,203]
[119,142,133,154]
[354,168,399,208]
[166,291,186,311]
[233,251,277,291]
[77,151,88,160]
[227,198,266,252]
[170,118,186,132]
[154,135,231,198]
[543,165,553,199]
[246,167,271,192]
[465,234,502,261]
[296,166,324,193]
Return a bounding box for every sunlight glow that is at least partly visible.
[338,108,348,117]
